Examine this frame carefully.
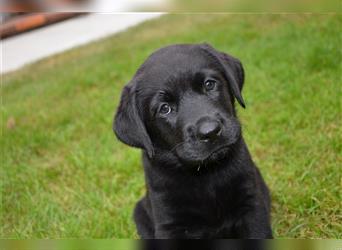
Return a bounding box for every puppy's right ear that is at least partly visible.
[200,43,246,108]
[113,83,154,158]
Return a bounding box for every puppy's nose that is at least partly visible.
[197,120,221,141]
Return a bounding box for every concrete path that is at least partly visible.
[1,13,163,74]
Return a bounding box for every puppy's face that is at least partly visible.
[114,44,245,166]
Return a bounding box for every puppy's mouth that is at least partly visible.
[176,142,231,167]
[191,144,231,171]
[201,144,231,163]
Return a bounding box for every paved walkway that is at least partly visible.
[1,13,163,74]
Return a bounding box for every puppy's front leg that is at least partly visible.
[154,224,187,239]
[155,222,217,239]
[235,207,273,239]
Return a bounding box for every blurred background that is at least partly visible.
[1,13,163,73]
[1,0,341,241]
[1,0,339,12]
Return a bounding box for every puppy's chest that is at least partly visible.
[199,182,237,215]
[177,180,238,221]
[150,169,246,225]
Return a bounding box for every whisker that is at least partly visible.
[169,141,187,153]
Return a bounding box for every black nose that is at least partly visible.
[197,120,221,141]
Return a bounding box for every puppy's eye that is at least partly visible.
[204,80,216,91]
[159,103,172,115]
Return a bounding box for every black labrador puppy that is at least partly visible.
[113,43,272,239]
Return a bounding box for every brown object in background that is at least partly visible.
[0,13,84,39]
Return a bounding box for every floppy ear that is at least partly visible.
[113,82,154,158]
[200,43,246,108]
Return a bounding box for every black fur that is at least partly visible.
[114,43,272,239]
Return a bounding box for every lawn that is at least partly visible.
[1,14,341,239]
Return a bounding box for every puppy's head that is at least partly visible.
[114,43,245,166]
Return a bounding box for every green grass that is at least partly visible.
[1,14,341,239]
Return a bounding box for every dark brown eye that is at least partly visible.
[159,103,171,115]
[204,80,216,91]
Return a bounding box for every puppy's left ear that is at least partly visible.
[200,43,246,108]
[113,82,154,158]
